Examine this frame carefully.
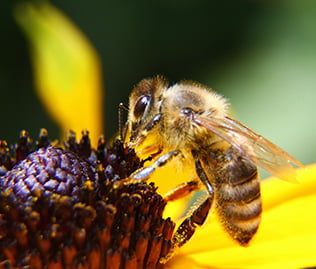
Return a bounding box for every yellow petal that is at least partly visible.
[14,2,103,144]
[261,165,316,210]
[167,164,316,268]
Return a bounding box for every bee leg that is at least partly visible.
[143,113,162,131]
[194,158,214,194]
[114,150,182,188]
[172,158,214,246]
[160,195,213,263]
[129,113,163,146]
[164,180,199,202]
[161,159,214,263]
[173,195,213,247]
[130,150,182,180]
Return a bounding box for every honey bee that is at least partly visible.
[121,76,303,256]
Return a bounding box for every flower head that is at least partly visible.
[0,130,175,268]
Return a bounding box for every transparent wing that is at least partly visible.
[193,115,304,182]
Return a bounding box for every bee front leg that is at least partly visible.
[129,113,163,146]
[130,150,182,181]
[114,150,182,188]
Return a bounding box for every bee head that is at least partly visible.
[128,76,167,133]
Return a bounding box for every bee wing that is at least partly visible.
[193,115,304,182]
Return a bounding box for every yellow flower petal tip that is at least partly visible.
[14,1,104,145]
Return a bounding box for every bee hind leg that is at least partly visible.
[160,194,213,263]
[173,195,213,248]
[161,157,215,263]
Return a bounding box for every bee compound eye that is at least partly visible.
[181,107,194,117]
[134,95,151,118]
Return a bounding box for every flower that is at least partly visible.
[11,1,316,268]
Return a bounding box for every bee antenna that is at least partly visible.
[118,102,129,142]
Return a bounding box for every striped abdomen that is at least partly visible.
[202,148,262,245]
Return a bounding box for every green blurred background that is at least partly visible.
[1,0,315,169]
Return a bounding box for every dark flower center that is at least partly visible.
[0,130,175,268]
